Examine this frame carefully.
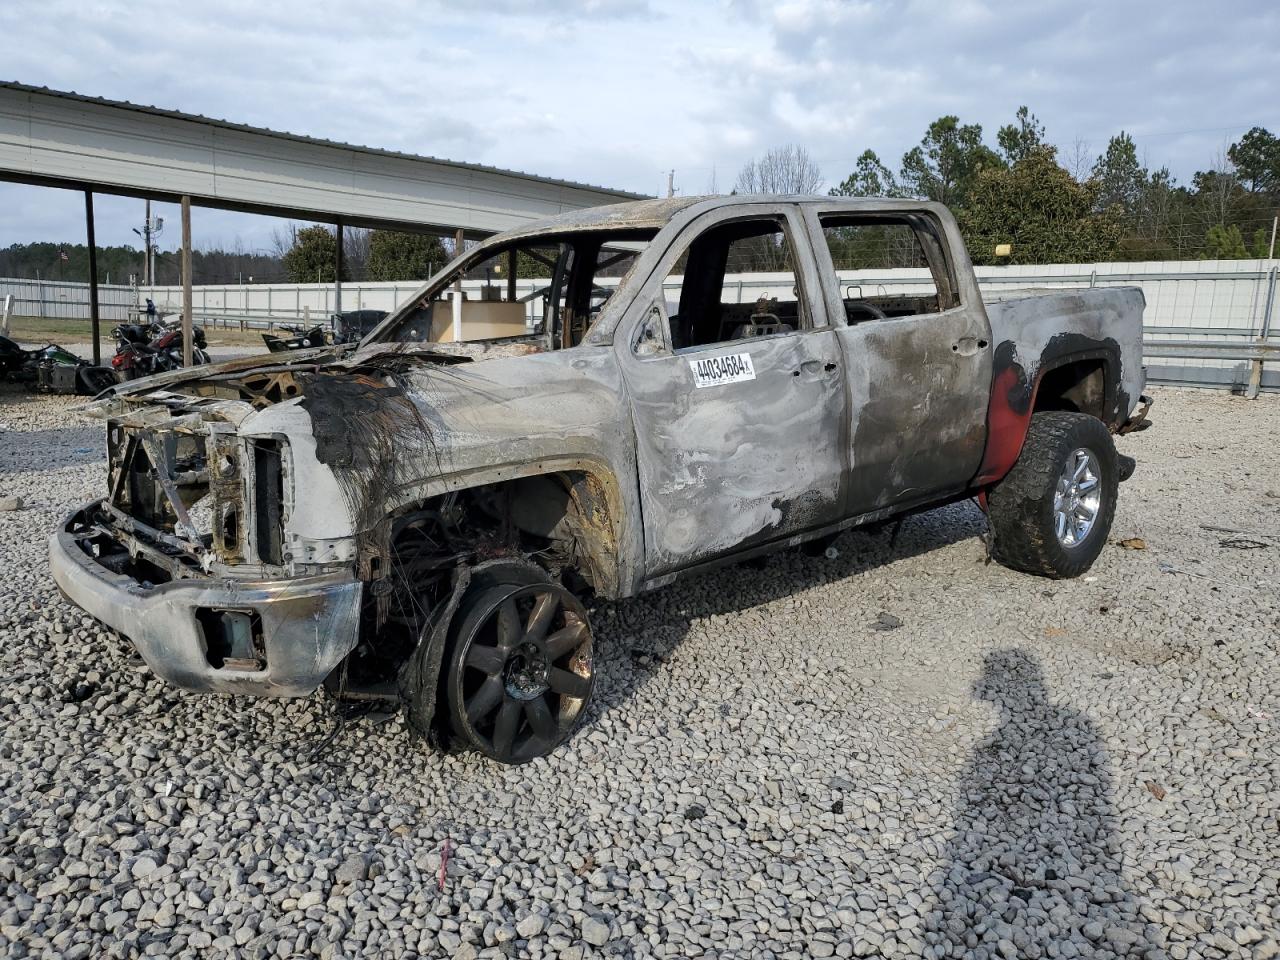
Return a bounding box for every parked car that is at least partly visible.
[51,196,1151,764]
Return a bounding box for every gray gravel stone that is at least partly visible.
[517,913,546,939]
[581,915,611,946]
[1,386,1278,960]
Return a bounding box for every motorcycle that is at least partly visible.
[110,320,210,381]
[0,335,118,395]
[262,323,329,353]
[258,310,390,353]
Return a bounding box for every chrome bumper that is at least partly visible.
[49,505,363,697]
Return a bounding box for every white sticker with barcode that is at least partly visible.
[690,352,755,388]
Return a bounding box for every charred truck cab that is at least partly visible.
[51,196,1152,763]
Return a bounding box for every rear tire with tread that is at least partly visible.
[988,412,1119,579]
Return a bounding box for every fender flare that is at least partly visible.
[972,346,1117,488]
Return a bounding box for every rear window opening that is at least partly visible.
[819,213,961,323]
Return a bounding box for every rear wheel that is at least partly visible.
[988,412,1118,579]
[440,565,595,763]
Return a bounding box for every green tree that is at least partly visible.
[1202,224,1250,259]
[1091,133,1147,215]
[282,225,340,283]
[898,116,1003,207]
[1227,127,1280,194]
[996,106,1045,164]
[829,149,899,197]
[958,146,1124,265]
[366,230,448,281]
[1252,228,1274,258]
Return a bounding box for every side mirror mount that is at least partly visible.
[634,301,670,357]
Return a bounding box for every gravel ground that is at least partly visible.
[1,386,1278,960]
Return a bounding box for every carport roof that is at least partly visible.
[0,81,642,197]
[0,81,648,235]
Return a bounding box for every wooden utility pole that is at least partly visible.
[181,195,193,367]
[84,191,102,365]
[143,199,152,285]
[334,220,344,319]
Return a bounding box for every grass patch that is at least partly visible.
[3,316,267,347]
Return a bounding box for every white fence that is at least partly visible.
[0,277,135,321]
[3,258,1277,391]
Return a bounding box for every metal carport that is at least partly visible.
[0,81,646,362]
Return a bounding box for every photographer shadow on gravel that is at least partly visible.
[924,649,1164,959]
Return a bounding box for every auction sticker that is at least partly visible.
[690,352,755,388]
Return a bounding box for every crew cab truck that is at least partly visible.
[50,197,1152,763]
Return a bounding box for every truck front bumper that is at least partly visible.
[49,504,363,697]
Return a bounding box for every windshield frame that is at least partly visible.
[363,227,661,349]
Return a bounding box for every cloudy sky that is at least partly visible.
[1,0,1276,253]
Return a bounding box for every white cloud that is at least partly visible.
[0,0,1277,248]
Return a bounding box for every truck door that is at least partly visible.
[802,205,992,515]
[618,206,848,579]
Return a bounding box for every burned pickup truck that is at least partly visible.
[51,197,1151,763]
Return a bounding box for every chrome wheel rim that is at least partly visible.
[1054,448,1102,548]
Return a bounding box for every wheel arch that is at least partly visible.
[973,346,1119,488]
[373,456,634,600]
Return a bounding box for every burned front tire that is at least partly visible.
[988,412,1119,579]
[440,566,595,763]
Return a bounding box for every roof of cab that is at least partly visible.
[494,194,940,243]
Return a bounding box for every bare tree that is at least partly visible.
[343,227,372,280]
[1061,137,1094,182]
[706,165,720,195]
[1193,146,1241,229]
[269,224,299,261]
[734,144,824,195]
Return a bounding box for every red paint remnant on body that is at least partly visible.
[973,365,1038,487]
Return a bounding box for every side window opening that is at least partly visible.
[819,214,959,324]
[661,218,805,352]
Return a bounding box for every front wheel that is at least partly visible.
[438,566,595,763]
[988,412,1119,579]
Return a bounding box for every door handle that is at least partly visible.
[951,336,989,357]
[796,359,838,377]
